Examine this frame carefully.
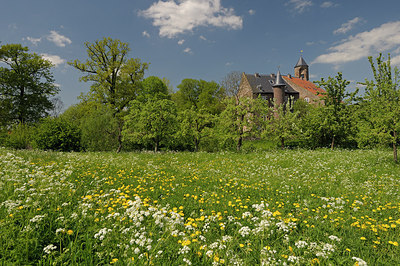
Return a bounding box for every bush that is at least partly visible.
[4,123,34,149]
[33,117,81,152]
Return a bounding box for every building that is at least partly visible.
[238,56,325,105]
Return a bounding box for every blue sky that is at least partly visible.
[2,0,400,108]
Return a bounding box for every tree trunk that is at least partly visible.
[116,125,122,153]
[194,138,199,152]
[237,136,242,151]
[393,130,398,163]
[331,135,335,150]
[281,137,285,150]
[154,141,158,152]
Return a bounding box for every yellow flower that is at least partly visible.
[360,237,366,240]
[181,239,191,246]
[389,241,399,246]
[346,248,351,252]
[239,244,245,248]
[110,258,118,264]
[67,230,73,235]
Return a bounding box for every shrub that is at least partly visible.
[33,117,81,152]
[4,123,34,149]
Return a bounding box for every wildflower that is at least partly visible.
[43,244,57,254]
[67,230,73,235]
[352,256,367,266]
[389,241,399,246]
[328,235,341,242]
[360,237,366,240]
[238,226,251,237]
[110,258,118,264]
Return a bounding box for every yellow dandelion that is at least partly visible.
[110,258,118,264]
[67,230,74,235]
[360,237,366,240]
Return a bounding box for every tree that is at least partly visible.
[218,97,265,151]
[137,76,170,103]
[177,107,214,151]
[314,72,356,149]
[221,71,242,103]
[68,37,148,152]
[173,79,225,114]
[360,54,400,162]
[123,99,177,152]
[62,101,119,151]
[264,102,300,149]
[0,44,59,124]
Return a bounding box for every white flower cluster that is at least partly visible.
[94,228,112,241]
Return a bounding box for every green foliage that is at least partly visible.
[123,99,177,152]
[313,72,357,149]
[358,54,400,162]
[176,107,215,151]
[68,37,148,152]
[0,43,59,124]
[173,79,225,114]
[137,76,170,102]
[218,97,265,151]
[4,123,34,149]
[62,102,119,151]
[263,102,300,149]
[33,117,81,152]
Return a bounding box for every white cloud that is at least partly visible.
[140,0,242,38]
[313,21,400,65]
[41,53,66,67]
[199,35,207,41]
[392,54,400,66]
[225,62,233,66]
[320,1,337,8]
[178,39,185,45]
[183,47,193,54]
[248,9,255,15]
[333,17,364,35]
[142,31,151,38]
[27,37,42,46]
[286,0,313,13]
[47,31,72,47]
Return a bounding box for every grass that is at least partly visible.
[0,147,399,265]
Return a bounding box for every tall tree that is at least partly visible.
[177,107,214,151]
[360,54,400,162]
[0,44,58,124]
[173,79,225,114]
[219,97,265,151]
[68,37,148,152]
[264,102,300,149]
[123,99,177,152]
[314,72,356,149]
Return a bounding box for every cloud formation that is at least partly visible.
[320,1,336,8]
[140,0,242,38]
[286,0,313,13]
[27,37,42,45]
[313,21,400,65]
[41,53,66,67]
[142,31,150,38]
[178,39,185,45]
[183,47,193,54]
[333,17,364,35]
[47,31,72,47]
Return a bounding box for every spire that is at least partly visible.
[295,55,308,67]
[274,70,285,87]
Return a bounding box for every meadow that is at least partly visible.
[0,147,399,265]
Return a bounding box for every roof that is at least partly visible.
[274,70,285,87]
[295,56,308,67]
[244,73,299,95]
[283,76,325,97]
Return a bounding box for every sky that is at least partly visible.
[2,0,400,109]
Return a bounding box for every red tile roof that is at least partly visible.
[283,76,326,97]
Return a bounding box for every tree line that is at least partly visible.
[1,38,399,162]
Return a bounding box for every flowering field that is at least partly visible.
[0,148,399,265]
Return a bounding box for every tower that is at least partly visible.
[273,70,286,106]
[294,55,309,81]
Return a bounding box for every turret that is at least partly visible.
[294,55,309,81]
[273,70,286,105]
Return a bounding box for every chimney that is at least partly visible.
[287,74,291,79]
